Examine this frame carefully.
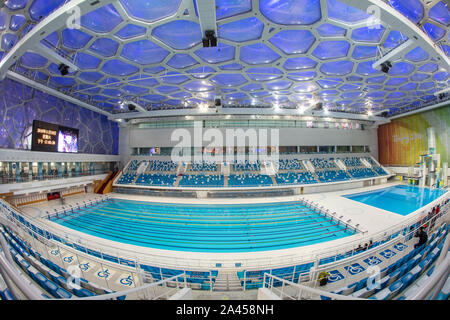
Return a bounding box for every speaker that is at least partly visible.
[215,98,221,106]
[127,103,136,111]
[381,111,388,117]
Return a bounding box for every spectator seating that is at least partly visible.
[341,157,362,168]
[316,170,351,183]
[116,173,137,184]
[311,158,337,169]
[178,174,224,187]
[277,159,304,170]
[148,160,178,172]
[135,173,178,186]
[233,161,261,172]
[228,173,272,187]
[275,172,317,185]
[348,168,378,179]
[189,162,218,172]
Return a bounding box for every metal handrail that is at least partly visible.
[408,235,450,300]
[262,272,366,300]
[1,195,448,274]
[76,273,187,300]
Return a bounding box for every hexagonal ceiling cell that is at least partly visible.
[405,46,429,62]
[214,0,252,20]
[80,4,123,33]
[121,40,170,65]
[28,0,66,21]
[115,24,147,40]
[166,54,198,69]
[312,41,350,60]
[152,20,202,50]
[317,23,346,37]
[287,71,317,81]
[389,0,424,24]
[73,52,102,70]
[9,14,27,31]
[269,30,316,55]
[194,43,235,64]
[260,0,321,25]
[351,26,385,43]
[119,0,182,22]
[246,67,283,82]
[160,71,190,84]
[61,28,93,50]
[218,17,264,42]
[20,52,48,68]
[320,60,354,76]
[326,0,370,24]
[352,46,378,60]
[211,74,248,87]
[283,57,317,70]
[101,59,139,76]
[240,43,281,65]
[89,38,120,57]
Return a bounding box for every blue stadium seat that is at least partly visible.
[44,279,60,298]
[436,276,450,300]
[55,287,73,299]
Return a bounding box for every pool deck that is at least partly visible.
[18,181,449,271]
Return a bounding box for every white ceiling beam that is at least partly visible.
[33,43,78,73]
[434,87,450,96]
[0,0,115,80]
[122,100,147,113]
[6,71,111,117]
[388,99,450,120]
[195,0,218,39]
[107,106,389,124]
[372,39,415,70]
[339,0,450,72]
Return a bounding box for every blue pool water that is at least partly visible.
[50,199,355,253]
[343,185,447,216]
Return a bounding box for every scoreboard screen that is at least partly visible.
[31,120,79,153]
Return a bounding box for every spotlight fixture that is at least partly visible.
[202,30,217,47]
[380,61,392,74]
[58,63,69,76]
[313,102,323,111]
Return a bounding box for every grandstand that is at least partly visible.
[0,0,449,304]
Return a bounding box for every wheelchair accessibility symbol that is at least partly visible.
[97,269,110,279]
[63,256,74,263]
[79,262,90,272]
[50,249,60,256]
[119,275,134,287]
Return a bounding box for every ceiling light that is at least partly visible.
[367,110,373,116]
[198,103,208,112]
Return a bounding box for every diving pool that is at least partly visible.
[343,185,447,216]
[50,199,355,253]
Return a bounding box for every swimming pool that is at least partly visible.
[343,185,448,216]
[50,199,355,253]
